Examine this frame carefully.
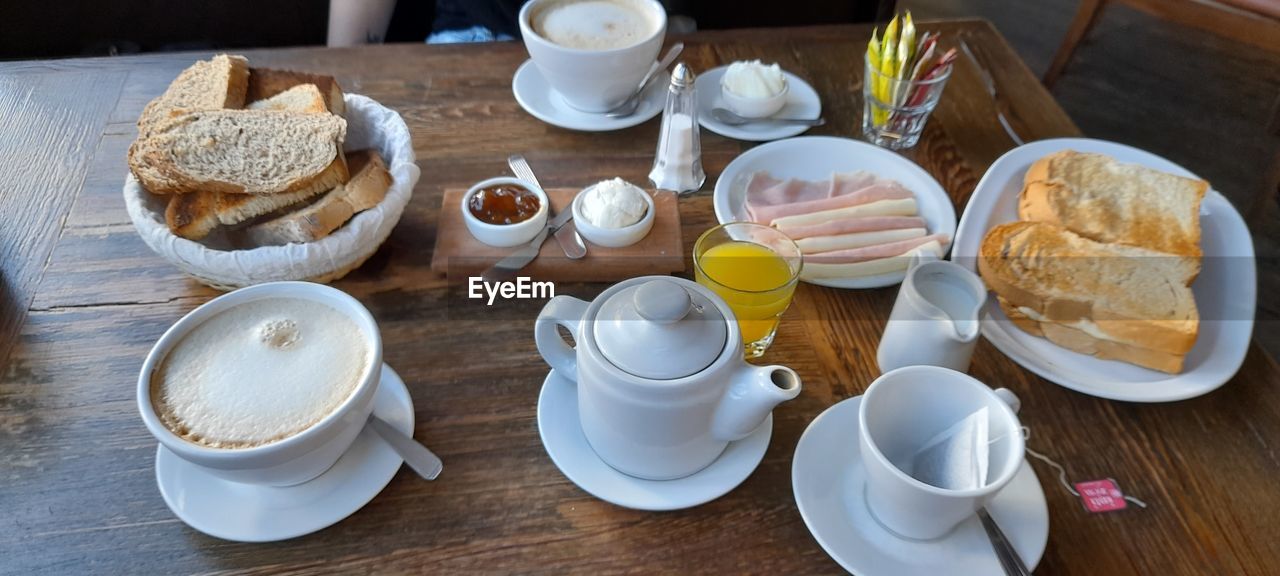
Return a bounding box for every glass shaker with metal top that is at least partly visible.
[648,63,706,195]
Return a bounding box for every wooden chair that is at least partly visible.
[1043,0,1280,88]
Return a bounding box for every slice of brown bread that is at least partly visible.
[1019,150,1207,262]
[165,191,220,240]
[998,297,1185,374]
[244,150,391,246]
[246,68,346,117]
[131,54,250,194]
[130,109,348,196]
[246,84,328,114]
[978,220,1199,356]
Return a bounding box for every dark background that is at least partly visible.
[0,0,893,60]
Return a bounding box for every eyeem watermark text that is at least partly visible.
[468,276,555,305]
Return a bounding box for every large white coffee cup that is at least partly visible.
[137,281,382,487]
[519,0,667,113]
[859,366,1025,540]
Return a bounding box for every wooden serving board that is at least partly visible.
[431,188,684,282]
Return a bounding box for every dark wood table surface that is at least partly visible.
[2,21,1277,575]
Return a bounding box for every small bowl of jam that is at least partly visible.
[461,177,549,247]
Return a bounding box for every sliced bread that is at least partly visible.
[1019,150,1207,261]
[131,54,250,193]
[978,220,1198,356]
[244,150,391,246]
[246,68,346,116]
[130,109,348,196]
[247,84,329,114]
[997,297,1186,374]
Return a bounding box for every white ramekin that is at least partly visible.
[571,184,656,248]
[461,177,550,248]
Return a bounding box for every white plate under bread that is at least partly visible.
[953,138,1255,402]
[124,94,421,290]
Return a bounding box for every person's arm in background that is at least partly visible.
[328,0,398,46]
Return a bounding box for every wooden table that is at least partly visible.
[2,21,1277,575]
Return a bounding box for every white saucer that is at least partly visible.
[792,396,1049,575]
[512,60,667,132]
[536,369,772,511]
[695,66,822,142]
[155,363,414,542]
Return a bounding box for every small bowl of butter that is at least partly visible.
[572,178,654,249]
[720,60,789,119]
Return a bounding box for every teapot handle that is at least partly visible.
[535,296,590,383]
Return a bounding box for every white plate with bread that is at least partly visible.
[953,138,1255,402]
[713,136,956,289]
[124,55,421,290]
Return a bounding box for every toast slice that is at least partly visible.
[246,68,346,117]
[247,84,329,114]
[129,109,348,197]
[244,150,391,246]
[978,221,1198,356]
[131,54,250,194]
[1019,150,1207,261]
[997,297,1186,374]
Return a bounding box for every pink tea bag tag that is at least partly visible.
[1075,479,1129,513]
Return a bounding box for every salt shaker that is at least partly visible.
[649,63,705,195]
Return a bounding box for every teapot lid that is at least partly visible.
[594,278,727,380]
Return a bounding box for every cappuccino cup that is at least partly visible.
[137,281,382,487]
[519,0,667,113]
[859,366,1024,540]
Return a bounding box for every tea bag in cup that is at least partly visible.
[905,407,990,490]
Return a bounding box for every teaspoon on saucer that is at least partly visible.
[368,415,443,480]
[711,107,825,127]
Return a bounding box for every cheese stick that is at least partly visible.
[780,215,926,240]
[804,233,949,264]
[752,182,914,225]
[771,198,918,229]
[801,240,944,280]
[797,227,926,254]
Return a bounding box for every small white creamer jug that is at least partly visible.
[877,252,986,374]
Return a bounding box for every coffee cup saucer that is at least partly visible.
[154,363,414,542]
[512,60,667,132]
[792,395,1049,575]
[537,369,771,510]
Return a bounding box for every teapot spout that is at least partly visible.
[711,365,801,442]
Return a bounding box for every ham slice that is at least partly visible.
[802,240,944,281]
[745,171,887,223]
[752,183,914,225]
[804,233,950,264]
[796,227,927,254]
[777,215,926,240]
[771,198,918,229]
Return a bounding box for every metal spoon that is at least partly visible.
[605,42,684,118]
[368,415,443,481]
[711,107,826,127]
[977,507,1032,576]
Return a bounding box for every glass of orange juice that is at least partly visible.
[694,222,803,358]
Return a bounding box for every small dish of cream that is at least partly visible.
[721,60,789,118]
[572,178,655,248]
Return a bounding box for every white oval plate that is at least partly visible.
[695,66,822,142]
[713,136,956,289]
[951,138,1256,402]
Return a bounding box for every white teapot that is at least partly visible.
[535,276,801,480]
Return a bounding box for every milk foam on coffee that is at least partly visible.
[153,298,368,449]
[533,0,654,50]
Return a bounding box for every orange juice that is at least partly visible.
[695,241,798,349]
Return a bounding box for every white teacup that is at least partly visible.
[859,366,1024,540]
[137,282,382,487]
[519,0,667,113]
